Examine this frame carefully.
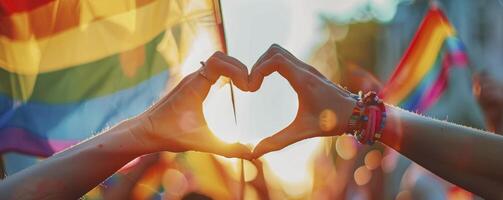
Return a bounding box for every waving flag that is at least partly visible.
[0,0,226,168]
[380,6,485,199]
[380,7,461,111]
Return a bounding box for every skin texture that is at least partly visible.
[250,44,503,199]
[1,46,503,199]
[0,52,252,199]
[248,45,357,157]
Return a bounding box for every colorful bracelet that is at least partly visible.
[347,91,386,145]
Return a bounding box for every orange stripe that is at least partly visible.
[382,8,455,104]
[386,24,450,104]
[383,19,439,101]
[0,0,218,75]
[0,0,155,40]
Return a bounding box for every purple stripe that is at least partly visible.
[0,127,78,157]
[416,51,452,112]
[410,36,469,112]
[447,52,468,67]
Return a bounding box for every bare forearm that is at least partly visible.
[0,119,150,199]
[381,105,503,198]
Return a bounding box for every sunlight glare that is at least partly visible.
[263,139,322,196]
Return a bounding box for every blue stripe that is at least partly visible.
[445,36,465,52]
[0,71,168,141]
[399,43,446,111]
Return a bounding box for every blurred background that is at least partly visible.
[1,0,502,199]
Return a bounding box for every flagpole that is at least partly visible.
[213,1,245,199]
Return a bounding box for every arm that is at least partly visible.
[250,44,503,199]
[382,105,503,199]
[0,119,149,199]
[0,52,252,199]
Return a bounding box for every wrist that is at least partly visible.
[328,88,356,136]
[380,104,402,148]
[338,97,357,135]
[122,115,159,154]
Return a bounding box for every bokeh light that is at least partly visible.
[319,109,338,132]
[336,134,358,160]
[262,139,322,197]
[161,169,189,198]
[354,166,372,186]
[381,151,399,173]
[364,149,382,170]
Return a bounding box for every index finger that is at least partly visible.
[254,44,327,80]
[249,52,311,92]
[203,51,250,91]
[181,52,250,100]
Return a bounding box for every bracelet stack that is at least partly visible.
[347,91,386,145]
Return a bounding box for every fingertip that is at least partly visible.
[251,140,273,158]
[225,143,253,159]
[251,147,267,159]
[232,79,250,92]
[248,73,263,92]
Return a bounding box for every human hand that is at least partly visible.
[473,72,503,132]
[250,44,357,158]
[132,52,252,159]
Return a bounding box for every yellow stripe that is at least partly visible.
[0,0,215,75]
[2,0,156,40]
[386,23,452,104]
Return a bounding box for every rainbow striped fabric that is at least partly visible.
[380,7,469,113]
[0,0,225,159]
[380,7,486,199]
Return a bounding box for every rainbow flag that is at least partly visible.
[380,6,486,199]
[380,7,470,113]
[0,0,226,168]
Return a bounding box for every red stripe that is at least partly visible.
[0,0,156,40]
[0,0,54,16]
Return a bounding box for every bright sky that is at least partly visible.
[207,0,325,195]
[203,0,402,195]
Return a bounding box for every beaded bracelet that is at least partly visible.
[347,91,386,145]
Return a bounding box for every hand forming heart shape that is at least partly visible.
[202,71,299,147]
[131,44,357,160]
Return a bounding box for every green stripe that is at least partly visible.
[0,32,168,104]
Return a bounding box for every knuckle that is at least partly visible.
[267,44,281,54]
[271,53,284,62]
[212,51,225,57]
[206,56,220,68]
[271,54,286,66]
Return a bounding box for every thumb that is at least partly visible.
[212,143,253,160]
[252,124,316,159]
[194,131,253,159]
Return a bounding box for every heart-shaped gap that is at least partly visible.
[203,72,299,146]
